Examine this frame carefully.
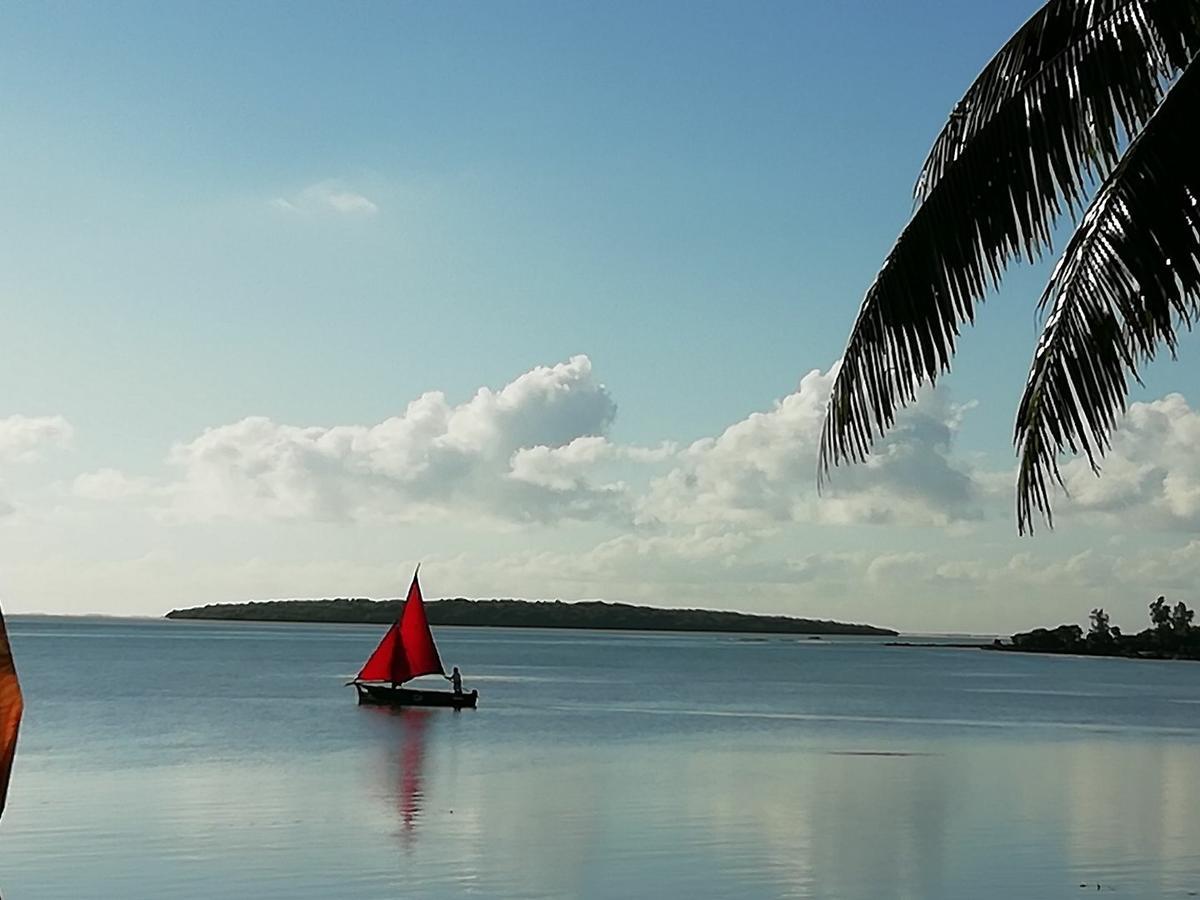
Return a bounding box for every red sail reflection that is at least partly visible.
[393,707,432,845]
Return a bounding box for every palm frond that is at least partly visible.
[917,0,1200,201]
[819,0,1200,482]
[1015,56,1200,533]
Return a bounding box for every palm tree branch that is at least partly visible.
[1015,55,1200,532]
[818,0,1200,484]
[917,0,1200,201]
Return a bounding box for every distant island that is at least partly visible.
[989,597,1200,661]
[165,597,897,636]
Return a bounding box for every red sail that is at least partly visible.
[356,621,402,683]
[356,572,445,684]
[0,604,22,819]
[397,574,445,681]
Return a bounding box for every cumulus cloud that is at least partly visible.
[272,180,379,216]
[72,468,154,501]
[1058,393,1200,530]
[73,357,995,535]
[638,364,987,529]
[164,356,621,523]
[508,436,674,490]
[0,414,72,521]
[0,414,74,462]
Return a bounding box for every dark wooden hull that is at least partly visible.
[354,682,478,709]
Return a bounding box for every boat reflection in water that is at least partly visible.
[371,706,434,846]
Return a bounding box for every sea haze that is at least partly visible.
[1,617,1199,899]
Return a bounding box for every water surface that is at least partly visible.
[2,617,1198,899]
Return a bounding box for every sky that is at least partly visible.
[3,0,1200,633]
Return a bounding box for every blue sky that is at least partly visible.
[3,1,1199,631]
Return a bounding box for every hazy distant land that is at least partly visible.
[890,598,1200,661]
[165,597,897,636]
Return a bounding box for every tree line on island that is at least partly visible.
[999,597,1199,661]
[165,596,897,636]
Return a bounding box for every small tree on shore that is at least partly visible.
[1088,608,1113,647]
[1171,601,1194,635]
[1150,596,1172,636]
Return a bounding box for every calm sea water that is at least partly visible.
[1,617,1199,899]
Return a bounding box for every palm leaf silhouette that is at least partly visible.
[820,0,1200,531]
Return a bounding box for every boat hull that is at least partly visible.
[354,682,478,709]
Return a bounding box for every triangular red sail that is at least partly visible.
[356,621,402,683]
[356,571,445,684]
[0,604,22,819]
[396,574,444,681]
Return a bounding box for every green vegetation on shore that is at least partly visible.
[993,597,1199,661]
[165,597,896,636]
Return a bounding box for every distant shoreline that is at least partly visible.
[983,644,1200,662]
[886,641,1200,662]
[165,597,898,636]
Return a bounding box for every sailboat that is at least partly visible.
[349,569,478,709]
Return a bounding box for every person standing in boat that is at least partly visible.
[445,666,464,696]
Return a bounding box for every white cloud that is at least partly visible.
[72,468,154,501]
[638,364,987,529]
[509,436,617,491]
[0,414,74,462]
[75,358,994,535]
[0,413,73,521]
[163,355,620,523]
[508,436,674,491]
[1058,393,1200,531]
[272,180,378,216]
